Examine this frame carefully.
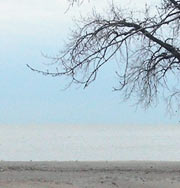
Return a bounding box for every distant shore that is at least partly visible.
[0,161,180,188]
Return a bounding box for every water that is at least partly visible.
[0,124,180,161]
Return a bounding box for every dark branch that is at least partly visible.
[28,0,180,110]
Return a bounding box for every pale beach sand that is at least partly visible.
[0,161,180,188]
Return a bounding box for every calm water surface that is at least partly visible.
[0,124,180,161]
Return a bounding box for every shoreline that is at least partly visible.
[0,161,180,188]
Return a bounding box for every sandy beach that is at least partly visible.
[0,161,180,188]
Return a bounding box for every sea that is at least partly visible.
[0,124,180,161]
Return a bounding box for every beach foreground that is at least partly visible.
[0,161,180,188]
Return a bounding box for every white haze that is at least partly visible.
[1,124,180,161]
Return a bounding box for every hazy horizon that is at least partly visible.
[1,124,180,161]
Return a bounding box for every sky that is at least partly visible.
[1,0,180,162]
[0,0,179,127]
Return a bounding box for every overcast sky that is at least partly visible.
[0,0,178,127]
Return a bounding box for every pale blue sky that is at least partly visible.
[0,0,179,127]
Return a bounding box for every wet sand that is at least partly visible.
[0,161,180,188]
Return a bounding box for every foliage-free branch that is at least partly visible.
[28,0,180,109]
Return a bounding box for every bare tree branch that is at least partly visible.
[28,0,180,110]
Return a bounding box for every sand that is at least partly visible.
[0,161,180,188]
